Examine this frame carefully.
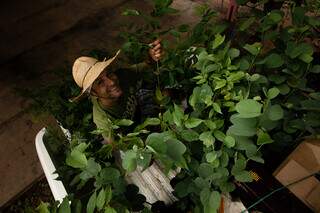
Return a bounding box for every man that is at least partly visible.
[70,39,162,144]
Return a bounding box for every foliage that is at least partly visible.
[33,0,320,212]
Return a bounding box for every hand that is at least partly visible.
[148,39,163,62]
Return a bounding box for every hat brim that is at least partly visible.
[69,50,121,102]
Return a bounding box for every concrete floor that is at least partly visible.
[0,0,227,207]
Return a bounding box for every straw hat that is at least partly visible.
[70,50,121,102]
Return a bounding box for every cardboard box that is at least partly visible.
[273,139,320,212]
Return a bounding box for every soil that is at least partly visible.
[1,177,54,213]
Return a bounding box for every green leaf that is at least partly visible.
[239,58,250,70]
[228,48,240,59]
[198,163,214,178]
[262,53,284,68]
[73,143,88,153]
[87,192,97,213]
[212,34,225,49]
[173,104,184,127]
[105,186,112,205]
[180,129,199,142]
[206,152,217,163]
[243,43,261,55]
[114,119,134,126]
[267,87,280,99]
[224,135,235,148]
[122,150,137,172]
[58,197,71,213]
[167,139,186,163]
[204,120,217,130]
[137,151,152,170]
[236,99,262,118]
[277,84,290,95]
[231,158,246,175]
[199,131,215,147]
[239,17,255,31]
[66,150,87,169]
[235,171,253,182]
[185,118,203,128]
[212,103,222,114]
[96,188,106,211]
[267,104,284,121]
[205,64,220,73]
[37,202,50,213]
[213,130,225,141]
[257,130,274,145]
[299,53,313,63]
[104,206,117,213]
[200,189,221,213]
[122,9,140,16]
[311,65,320,73]
[135,118,160,131]
[146,133,167,154]
[214,79,226,90]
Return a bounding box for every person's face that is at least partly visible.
[91,70,122,100]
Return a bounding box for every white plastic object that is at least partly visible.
[35,128,68,203]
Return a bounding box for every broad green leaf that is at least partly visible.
[267,87,280,99]
[180,129,199,142]
[299,53,313,63]
[231,158,246,175]
[105,186,112,205]
[224,135,235,148]
[257,130,274,145]
[37,202,50,213]
[243,43,261,55]
[212,34,225,49]
[213,130,225,141]
[96,188,106,211]
[122,150,137,172]
[66,150,87,169]
[300,100,320,110]
[262,53,284,68]
[58,197,71,213]
[228,48,240,59]
[167,139,186,162]
[200,84,214,106]
[114,119,134,126]
[198,163,214,178]
[236,99,262,118]
[228,124,256,137]
[73,143,88,153]
[277,84,290,95]
[267,104,284,121]
[204,120,217,130]
[97,168,120,183]
[205,64,220,73]
[219,181,236,193]
[214,79,226,90]
[146,133,167,154]
[311,65,320,73]
[212,103,222,114]
[173,104,184,127]
[104,206,117,213]
[220,152,229,167]
[185,118,203,128]
[206,152,217,163]
[286,42,313,59]
[239,58,250,70]
[239,17,255,31]
[235,171,253,182]
[86,158,101,177]
[137,151,152,170]
[227,71,245,82]
[249,74,260,82]
[87,192,97,213]
[200,189,221,213]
